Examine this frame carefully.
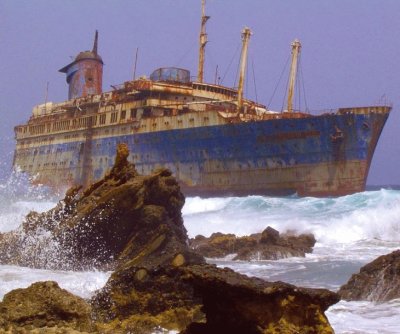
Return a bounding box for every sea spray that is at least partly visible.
[0,171,57,232]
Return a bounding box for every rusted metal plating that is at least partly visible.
[59,31,103,99]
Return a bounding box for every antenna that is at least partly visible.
[44,81,49,113]
[133,47,139,80]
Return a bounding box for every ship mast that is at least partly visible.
[237,27,252,112]
[286,39,301,113]
[197,0,209,83]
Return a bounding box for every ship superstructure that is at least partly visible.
[13,3,391,197]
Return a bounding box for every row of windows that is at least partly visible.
[193,83,236,97]
[18,102,208,139]
[19,109,139,137]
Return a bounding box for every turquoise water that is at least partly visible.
[1,174,400,333]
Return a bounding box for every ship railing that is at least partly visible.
[307,105,391,116]
[337,105,391,115]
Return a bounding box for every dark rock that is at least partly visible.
[180,264,339,334]
[0,281,93,332]
[92,265,204,333]
[189,233,237,258]
[189,226,316,261]
[260,226,280,244]
[338,249,400,302]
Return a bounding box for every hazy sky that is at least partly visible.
[1,0,399,184]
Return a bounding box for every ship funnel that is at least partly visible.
[59,30,103,100]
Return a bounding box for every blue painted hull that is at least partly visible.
[14,107,390,197]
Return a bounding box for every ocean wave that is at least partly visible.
[0,265,111,301]
[183,190,400,245]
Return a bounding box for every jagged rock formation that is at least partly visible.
[0,144,339,333]
[189,226,316,260]
[0,281,93,333]
[338,249,400,302]
[181,264,338,334]
[0,143,190,271]
[92,260,338,334]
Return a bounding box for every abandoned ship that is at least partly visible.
[13,2,391,197]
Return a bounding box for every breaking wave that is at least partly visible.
[183,189,400,244]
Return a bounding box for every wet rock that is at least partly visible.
[0,281,93,333]
[92,265,204,333]
[180,264,339,334]
[260,225,280,244]
[88,168,205,331]
[189,226,316,260]
[338,249,400,302]
[0,143,190,271]
[91,190,205,332]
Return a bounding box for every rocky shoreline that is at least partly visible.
[0,144,343,333]
[189,226,316,260]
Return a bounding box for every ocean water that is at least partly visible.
[1,173,400,333]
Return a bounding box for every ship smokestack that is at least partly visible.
[59,30,103,100]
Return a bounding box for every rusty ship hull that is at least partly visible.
[12,12,392,197]
[13,100,390,197]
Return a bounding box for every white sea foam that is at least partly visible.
[327,299,400,334]
[0,264,111,301]
[183,190,400,248]
[182,196,231,215]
